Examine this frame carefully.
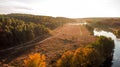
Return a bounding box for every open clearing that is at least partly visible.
[9,23,96,66]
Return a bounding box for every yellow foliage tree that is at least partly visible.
[56,47,103,67]
[57,51,74,67]
[72,47,103,67]
[24,53,46,67]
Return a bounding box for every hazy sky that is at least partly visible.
[0,0,120,18]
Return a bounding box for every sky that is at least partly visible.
[0,0,120,18]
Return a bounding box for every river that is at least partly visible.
[94,29,120,67]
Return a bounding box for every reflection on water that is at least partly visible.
[94,29,120,67]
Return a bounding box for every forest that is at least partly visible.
[0,14,75,49]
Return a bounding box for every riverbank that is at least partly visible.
[94,30,120,67]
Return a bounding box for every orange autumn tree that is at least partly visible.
[57,47,103,67]
[57,51,74,67]
[72,47,103,67]
[24,53,46,67]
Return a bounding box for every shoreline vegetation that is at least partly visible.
[84,18,120,38]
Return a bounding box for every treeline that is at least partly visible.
[0,16,50,49]
[85,18,120,37]
[0,14,75,49]
[6,14,75,29]
[57,36,114,67]
[86,18,120,30]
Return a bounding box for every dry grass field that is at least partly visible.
[9,23,96,67]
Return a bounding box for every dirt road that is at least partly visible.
[8,23,96,66]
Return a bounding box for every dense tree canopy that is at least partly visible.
[0,16,50,49]
[0,14,75,49]
[6,14,75,29]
